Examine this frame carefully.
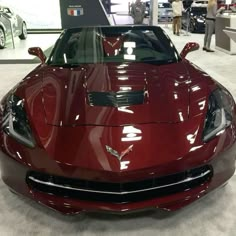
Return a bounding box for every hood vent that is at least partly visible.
[87,90,145,107]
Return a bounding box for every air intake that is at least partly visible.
[27,165,213,204]
[87,90,145,107]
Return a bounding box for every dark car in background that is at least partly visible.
[144,1,150,17]
[0,6,27,49]
[182,6,207,33]
[183,0,194,8]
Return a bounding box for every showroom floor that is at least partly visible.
[0,25,236,235]
[0,34,58,63]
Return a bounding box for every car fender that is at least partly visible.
[0,16,7,32]
[0,13,12,38]
[15,14,24,36]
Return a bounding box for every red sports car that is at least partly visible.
[0,26,236,215]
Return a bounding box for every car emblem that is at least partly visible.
[106,145,133,161]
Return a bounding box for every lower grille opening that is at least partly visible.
[26,165,213,204]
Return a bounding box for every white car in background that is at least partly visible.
[158,2,173,22]
[0,6,27,49]
[143,1,173,22]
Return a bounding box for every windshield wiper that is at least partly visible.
[140,58,176,65]
[49,63,81,68]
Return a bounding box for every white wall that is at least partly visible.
[0,0,61,29]
[110,0,129,13]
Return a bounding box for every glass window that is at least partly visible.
[48,26,180,66]
[158,3,172,8]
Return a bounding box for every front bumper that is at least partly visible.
[193,20,205,33]
[0,142,235,215]
[26,165,212,204]
[158,16,173,22]
[195,23,205,33]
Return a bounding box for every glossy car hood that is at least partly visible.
[11,61,212,174]
[42,62,191,126]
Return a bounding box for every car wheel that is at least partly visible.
[19,22,27,40]
[0,28,6,49]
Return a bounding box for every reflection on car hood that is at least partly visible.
[41,62,195,126]
[192,13,206,18]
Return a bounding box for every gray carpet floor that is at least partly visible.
[0,27,236,235]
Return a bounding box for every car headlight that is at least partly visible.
[197,18,204,23]
[203,88,233,142]
[2,94,35,148]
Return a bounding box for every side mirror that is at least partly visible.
[180,42,199,59]
[28,47,46,63]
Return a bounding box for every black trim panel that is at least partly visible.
[27,165,213,203]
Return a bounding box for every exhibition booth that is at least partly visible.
[0,0,111,62]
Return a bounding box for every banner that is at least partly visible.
[59,0,110,29]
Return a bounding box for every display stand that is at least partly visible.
[224,27,236,43]
[215,14,236,54]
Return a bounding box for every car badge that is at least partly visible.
[105,145,133,162]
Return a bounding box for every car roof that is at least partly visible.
[0,6,9,11]
[191,0,208,7]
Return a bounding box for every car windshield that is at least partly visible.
[48,26,180,66]
[0,7,10,13]
[191,7,207,14]
[158,3,171,8]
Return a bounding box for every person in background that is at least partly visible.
[203,0,223,52]
[172,0,184,36]
[131,0,146,24]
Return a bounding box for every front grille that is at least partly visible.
[87,90,145,107]
[26,165,213,204]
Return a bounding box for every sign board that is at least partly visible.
[59,0,110,28]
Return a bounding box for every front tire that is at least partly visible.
[0,28,6,49]
[189,20,195,33]
[19,22,27,40]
